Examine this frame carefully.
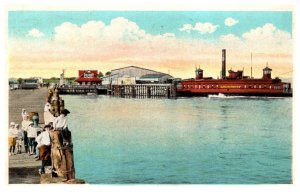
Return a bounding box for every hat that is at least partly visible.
[44,124,51,129]
[61,109,70,115]
[22,108,26,111]
[10,122,15,126]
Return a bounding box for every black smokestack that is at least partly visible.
[222,49,226,79]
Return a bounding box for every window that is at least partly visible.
[254,85,256,88]
[259,85,261,89]
[244,85,247,89]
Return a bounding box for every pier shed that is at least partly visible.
[137,74,173,84]
[102,66,173,85]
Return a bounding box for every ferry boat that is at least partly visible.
[176,49,292,97]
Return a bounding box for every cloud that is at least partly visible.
[179,22,219,34]
[54,17,150,43]
[179,24,193,33]
[242,23,291,43]
[27,28,45,37]
[194,22,219,34]
[218,23,292,54]
[10,20,292,79]
[161,33,175,38]
[224,17,239,27]
[220,34,240,42]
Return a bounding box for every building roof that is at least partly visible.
[140,74,168,79]
[76,77,101,82]
[263,67,272,71]
[110,65,168,75]
[75,70,102,82]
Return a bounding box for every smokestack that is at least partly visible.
[222,49,226,79]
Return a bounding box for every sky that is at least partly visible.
[8,11,293,80]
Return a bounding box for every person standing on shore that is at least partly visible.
[27,122,42,155]
[36,124,52,174]
[21,108,28,121]
[14,124,24,154]
[44,102,55,125]
[22,115,31,153]
[53,109,71,145]
[8,122,17,156]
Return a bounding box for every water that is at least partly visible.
[63,95,292,184]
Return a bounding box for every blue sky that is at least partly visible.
[8,10,293,79]
[8,11,292,41]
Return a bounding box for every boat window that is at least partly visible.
[259,85,261,89]
[203,85,206,89]
[254,85,256,88]
[216,85,218,88]
[244,85,247,89]
[207,85,210,89]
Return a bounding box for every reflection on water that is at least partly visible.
[63,95,292,184]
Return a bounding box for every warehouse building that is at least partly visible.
[102,66,173,85]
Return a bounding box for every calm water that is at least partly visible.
[63,95,292,184]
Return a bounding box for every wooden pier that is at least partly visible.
[57,85,107,95]
[110,84,176,98]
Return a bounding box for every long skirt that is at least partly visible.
[39,145,51,160]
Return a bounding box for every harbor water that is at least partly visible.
[64,95,292,184]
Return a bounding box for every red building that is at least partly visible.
[75,70,102,85]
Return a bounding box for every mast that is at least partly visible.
[251,52,253,78]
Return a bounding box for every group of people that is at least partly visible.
[9,104,71,175]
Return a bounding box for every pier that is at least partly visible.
[57,85,107,95]
[110,84,177,98]
[8,88,84,184]
[8,88,47,184]
[57,84,177,98]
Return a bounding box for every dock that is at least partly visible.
[57,84,177,98]
[8,87,85,184]
[8,87,48,184]
[57,85,107,95]
[110,84,177,98]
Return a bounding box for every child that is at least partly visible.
[14,124,24,154]
[8,122,17,156]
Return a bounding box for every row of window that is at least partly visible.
[182,84,282,90]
